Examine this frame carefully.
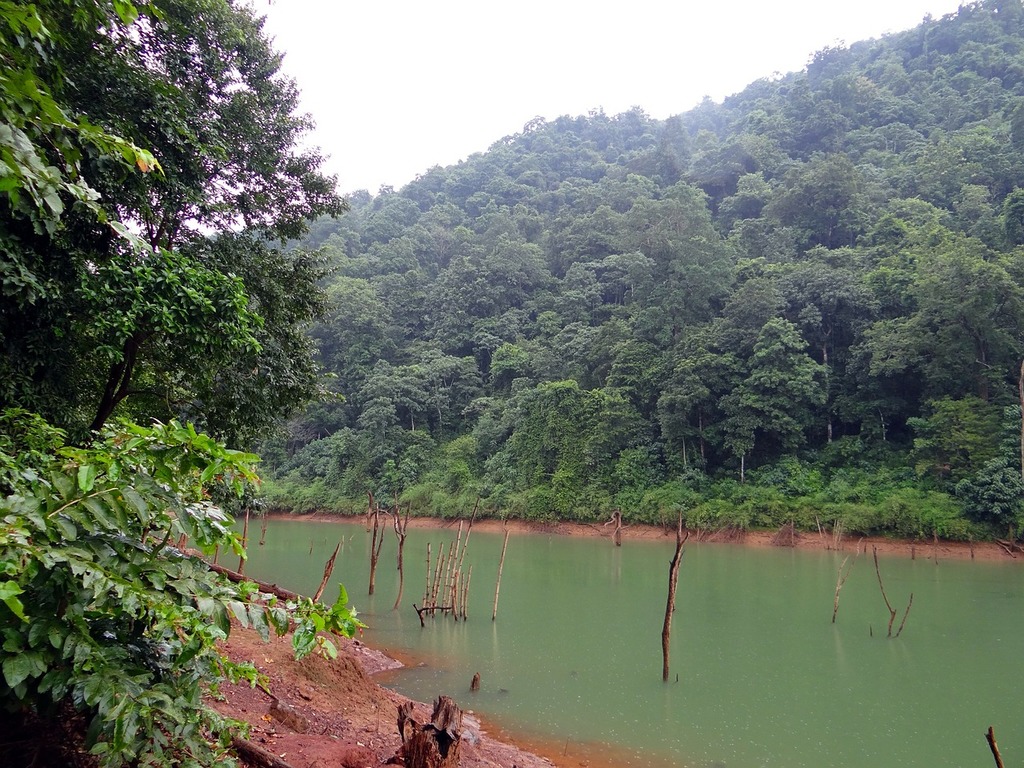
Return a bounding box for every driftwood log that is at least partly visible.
[231,736,295,768]
[398,696,463,768]
[207,561,302,602]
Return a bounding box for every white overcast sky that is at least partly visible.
[254,0,966,195]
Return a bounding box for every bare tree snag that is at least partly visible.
[450,569,461,620]
[424,543,432,605]
[604,510,623,546]
[493,527,510,621]
[312,541,342,603]
[398,696,463,768]
[258,513,268,546]
[417,524,475,625]
[873,547,897,635]
[832,519,844,551]
[832,555,854,624]
[452,522,464,580]
[987,726,1006,768]
[429,544,446,607]
[895,592,914,637]
[367,491,386,596]
[455,502,478,573]
[873,547,913,637]
[461,565,472,620]
[662,514,688,681]
[238,508,250,575]
[440,540,457,607]
[470,673,480,692]
[393,498,411,610]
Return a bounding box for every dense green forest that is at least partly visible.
[0,2,361,765]
[266,0,1024,540]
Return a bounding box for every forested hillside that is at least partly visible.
[266,0,1024,539]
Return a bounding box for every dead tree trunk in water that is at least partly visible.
[455,500,478,574]
[492,527,510,621]
[398,696,463,768]
[313,541,342,603]
[662,515,688,681]
[832,555,855,623]
[987,726,1007,768]
[416,526,474,624]
[873,546,913,637]
[367,492,386,596]
[238,509,250,575]
[461,565,472,620]
[604,510,623,546]
[393,497,411,610]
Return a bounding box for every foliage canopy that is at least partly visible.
[268,0,1024,538]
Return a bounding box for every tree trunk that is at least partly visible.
[398,696,463,768]
[492,528,510,621]
[823,342,833,444]
[313,541,342,603]
[987,726,1006,768]
[90,332,147,433]
[367,492,385,596]
[393,500,410,610]
[1018,359,1024,482]
[662,516,688,681]
[231,736,295,768]
[238,508,250,575]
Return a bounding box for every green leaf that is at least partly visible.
[267,606,290,636]
[50,471,74,500]
[226,600,248,627]
[0,581,27,622]
[318,637,337,660]
[177,634,204,666]
[333,583,349,610]
[248,604,269,642]
[3,651,46,688]
[292,622,317,660]
[121,486,148,518]
[76,464,97,492]
[81,495,116,529]
[52,514,77,541]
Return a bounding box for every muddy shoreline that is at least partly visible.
[263,510,1017,563]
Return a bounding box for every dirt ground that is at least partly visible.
[217,516,1018,768]
[216,626,571,768]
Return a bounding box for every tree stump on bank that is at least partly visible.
[398,696,463,768]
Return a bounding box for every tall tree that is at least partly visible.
[721,318,827,477]
[1,0,344,443]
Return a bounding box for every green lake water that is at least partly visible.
[241,519,1024,767]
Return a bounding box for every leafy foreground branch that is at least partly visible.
[0,411,363,767]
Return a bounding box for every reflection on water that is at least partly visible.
[244,519,1024,768]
